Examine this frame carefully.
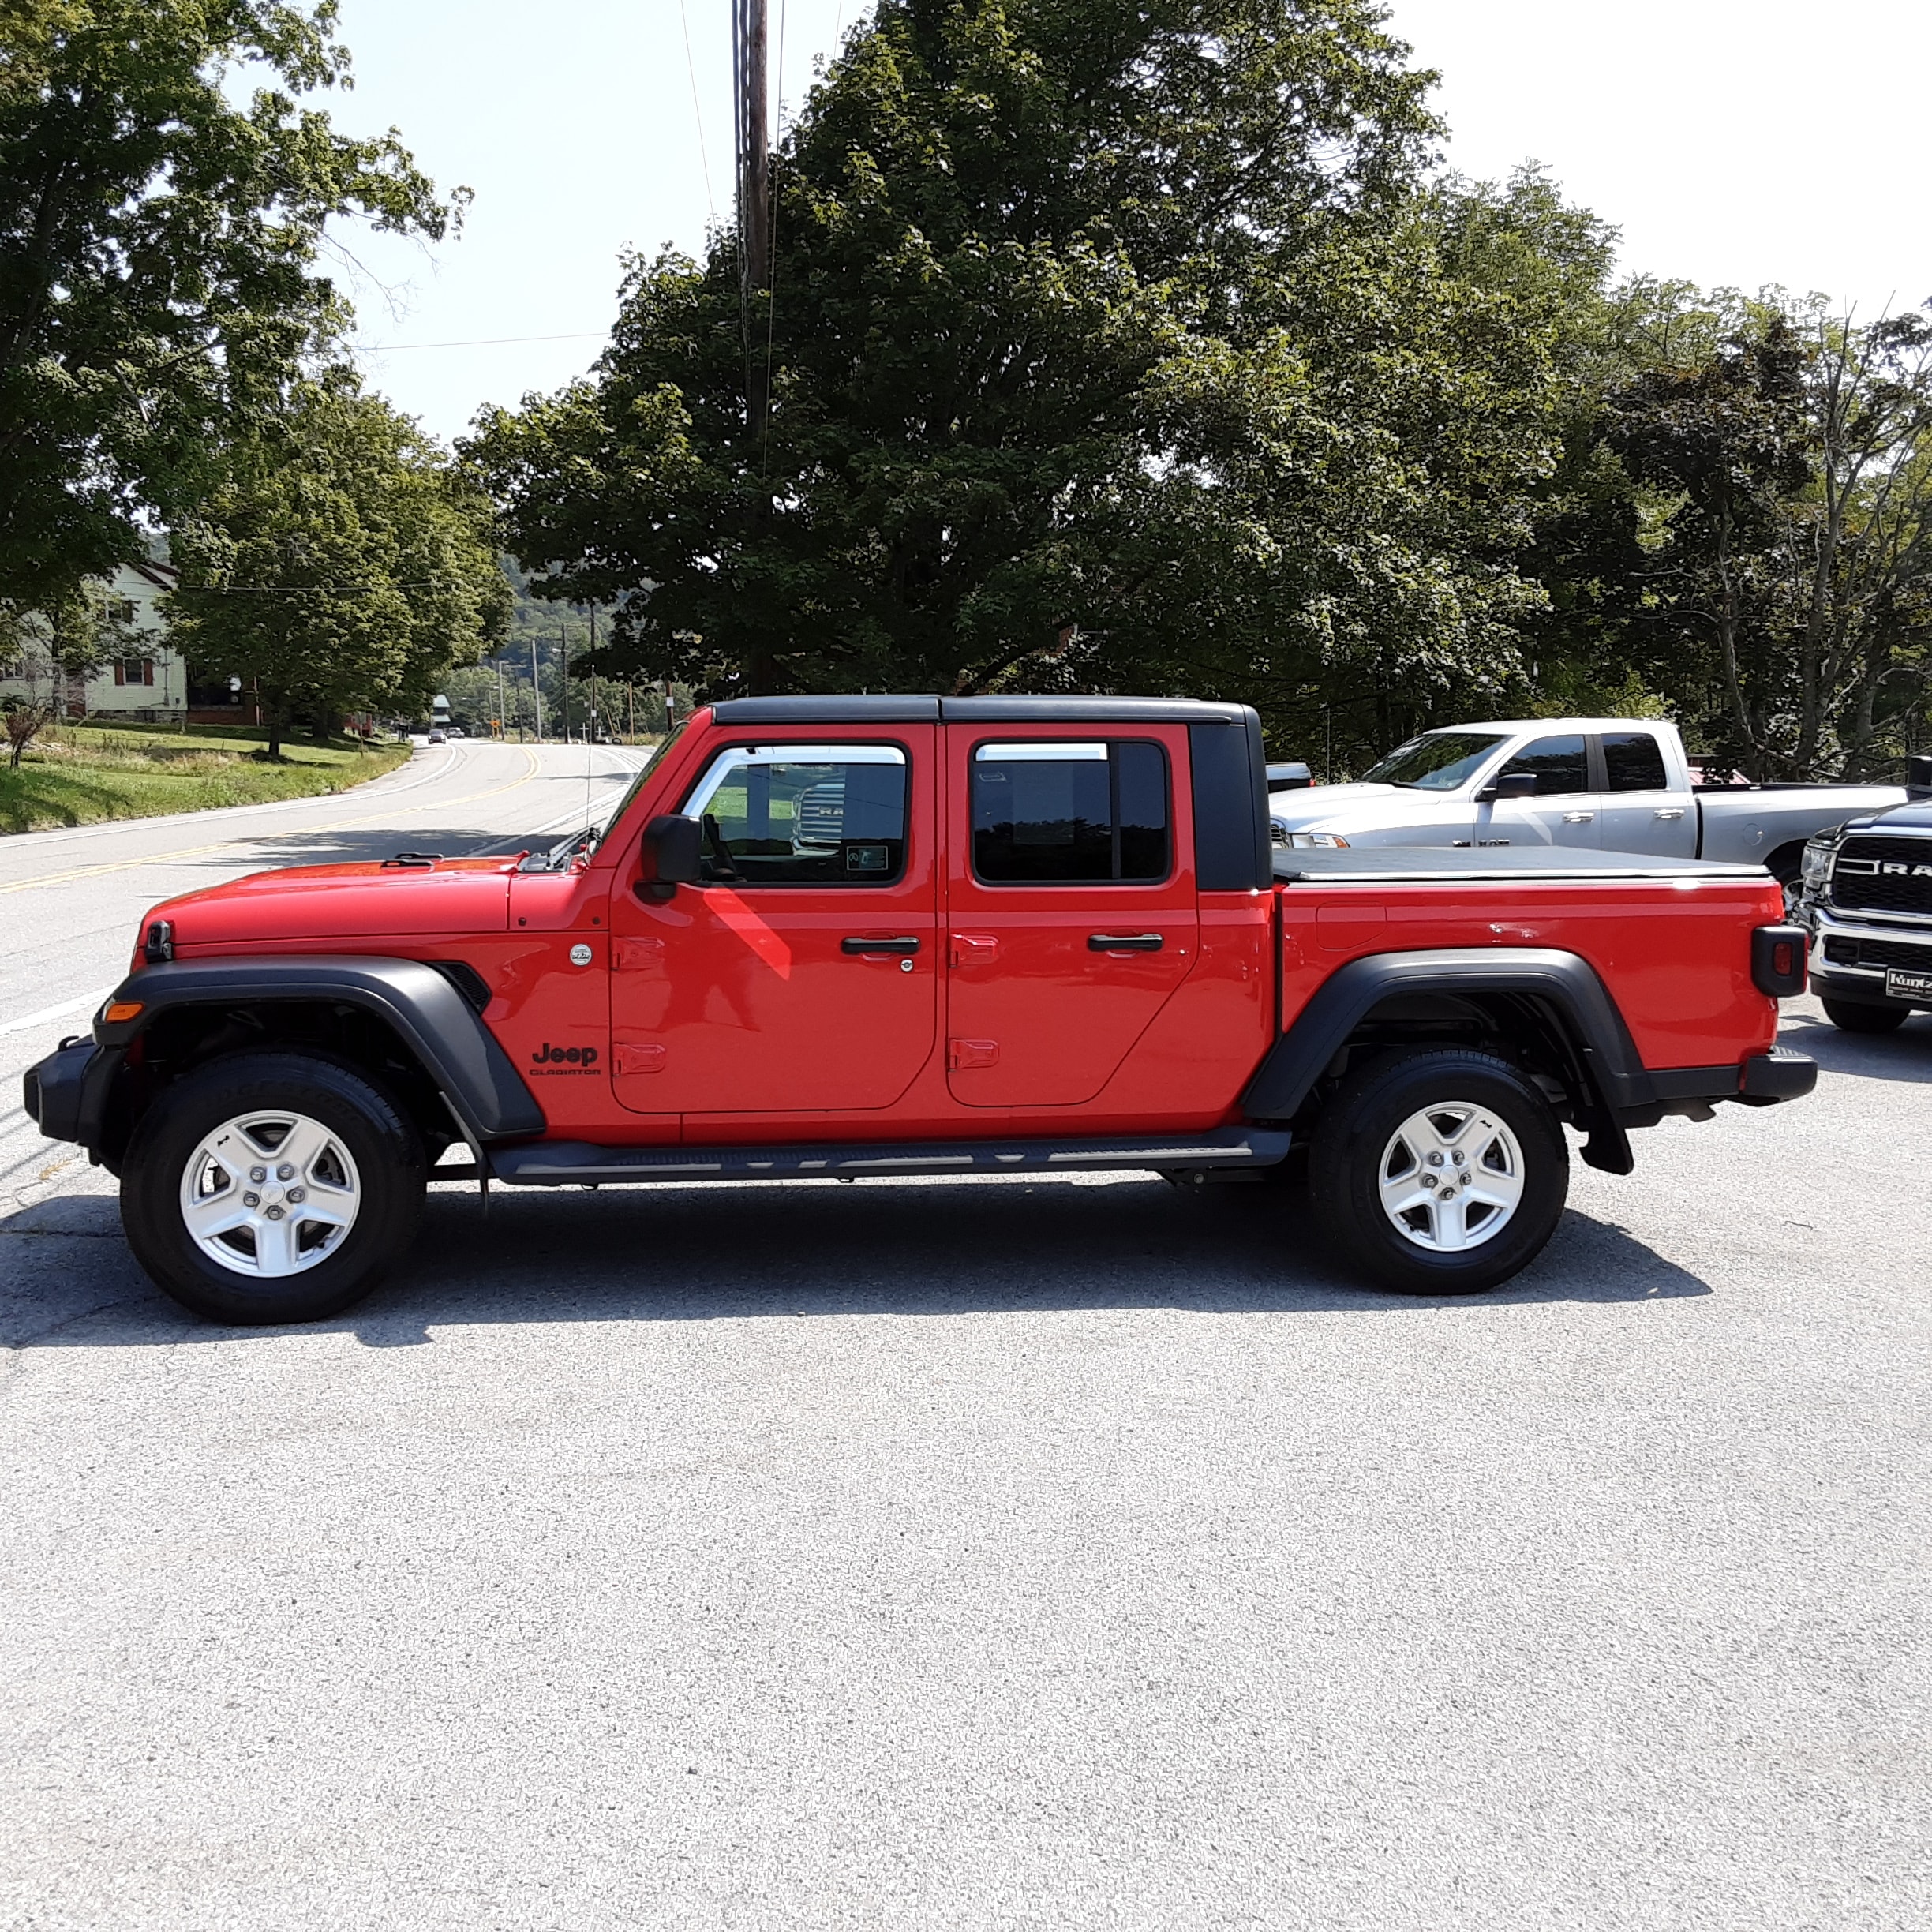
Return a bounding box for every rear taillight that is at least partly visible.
[1751,924,1807,998]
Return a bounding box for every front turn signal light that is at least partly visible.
[103,1001,145,1024]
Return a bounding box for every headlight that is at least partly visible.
[1800,840,1833,885]
[1289,830,1351,849]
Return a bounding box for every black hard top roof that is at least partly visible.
[708,694,1253,727]
[1275,846,1771,884]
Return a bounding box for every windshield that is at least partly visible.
[1359,731,1507,790]
[518,720,690,872]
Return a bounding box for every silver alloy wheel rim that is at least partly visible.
[1376,1101,1526,1253]
[178,1110,361,1279]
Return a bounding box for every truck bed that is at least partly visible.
[1273,848,1773,884]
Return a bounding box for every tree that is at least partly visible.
[469,1,1572,763]
[1,0,459,609]
[3,698,50,766]
[1601,301,1932,779]
[166,378,510,755]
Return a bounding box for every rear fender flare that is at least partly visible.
[1243,949,1653,1172]
[80,956,545,1151]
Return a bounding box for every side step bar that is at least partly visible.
[485,1126,1292,1189]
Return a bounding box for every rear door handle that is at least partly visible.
[1088,933,1163,952]
[1562,811,1594,824]
[1655,807,1686,821]
[841,935,921,955]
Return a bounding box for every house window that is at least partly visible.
[111,598,137,625]
[113,658,155,687]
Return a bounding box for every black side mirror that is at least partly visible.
[635,814,702,900]
[1477,770,1538,803]
[1908,754,1932,800]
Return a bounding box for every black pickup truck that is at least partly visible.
[1797,754,1932,1031]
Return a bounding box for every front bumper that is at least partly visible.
[22,1039,100,1144]
[1807,908,1932,1009]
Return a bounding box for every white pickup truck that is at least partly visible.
[1267,717,1907,885]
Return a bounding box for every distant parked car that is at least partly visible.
[425,730,446,745]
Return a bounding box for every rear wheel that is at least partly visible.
[1821,997,1911,1035]
[121,1051,426,1324]
[1308,1048,1569,1294]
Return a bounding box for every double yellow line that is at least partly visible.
[0,747,543,899]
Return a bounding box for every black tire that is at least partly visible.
[1307,1048,1569,1295]
[1820,997,1911,1035]
[120,1051,426,1324]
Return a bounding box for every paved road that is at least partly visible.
[2,766,1928,1930]
[0,738,644,1216]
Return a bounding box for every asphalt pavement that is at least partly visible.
[2,757,1927,1931]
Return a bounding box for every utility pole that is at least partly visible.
[733,0,780,693]
[530,635,543,740]
[734,0,771,325]
[560,624,571,743]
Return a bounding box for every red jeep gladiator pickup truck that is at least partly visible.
[24,696,1815,1324]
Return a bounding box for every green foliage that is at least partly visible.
[166,378,510,754]
[0,0,458,608]
[1539,293,1932,778]
[469,0,1577,762]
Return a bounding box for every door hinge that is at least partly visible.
[948,1038,1000,1069]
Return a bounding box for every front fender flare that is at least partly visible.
[80,956,545,1151]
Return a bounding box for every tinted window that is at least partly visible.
[972,740,1170,883]
[1499,734,1588,796]
[1602,732,1669,792]
[1360,732,1507,790]
[682,746,907,886]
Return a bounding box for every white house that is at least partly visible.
[1,558,199,721]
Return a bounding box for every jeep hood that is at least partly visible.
[148,858,517,949]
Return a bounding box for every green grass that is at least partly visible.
[0,721,413,835]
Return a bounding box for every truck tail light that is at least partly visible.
[1751,924,1807,998]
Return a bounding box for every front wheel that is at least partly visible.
[1821,997,1911,1035]
[121,1051,426,1324]
[1307,1049,1570,1294]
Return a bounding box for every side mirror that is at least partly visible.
[635,813,702,900]
[1477,770,1538,803]
[1908,754,1932,800]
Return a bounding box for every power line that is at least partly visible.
[679,0,716,219]
[170,580,452,593]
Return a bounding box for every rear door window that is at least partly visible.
[1601,732,1669,792]
[971,740,1170,883]
[680,744,908,885]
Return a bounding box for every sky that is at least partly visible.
[322,0,1932,447]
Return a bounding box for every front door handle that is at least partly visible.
[1088,932,1164,953]
[841,935,921,955]
[1655,807,1686,821]
[1561,811,1594,824]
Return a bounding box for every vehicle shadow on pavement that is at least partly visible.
[0,1178,1709,1351]
[1779,1010,1932,1084]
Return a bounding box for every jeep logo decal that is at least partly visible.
[532,1043,599,1066]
